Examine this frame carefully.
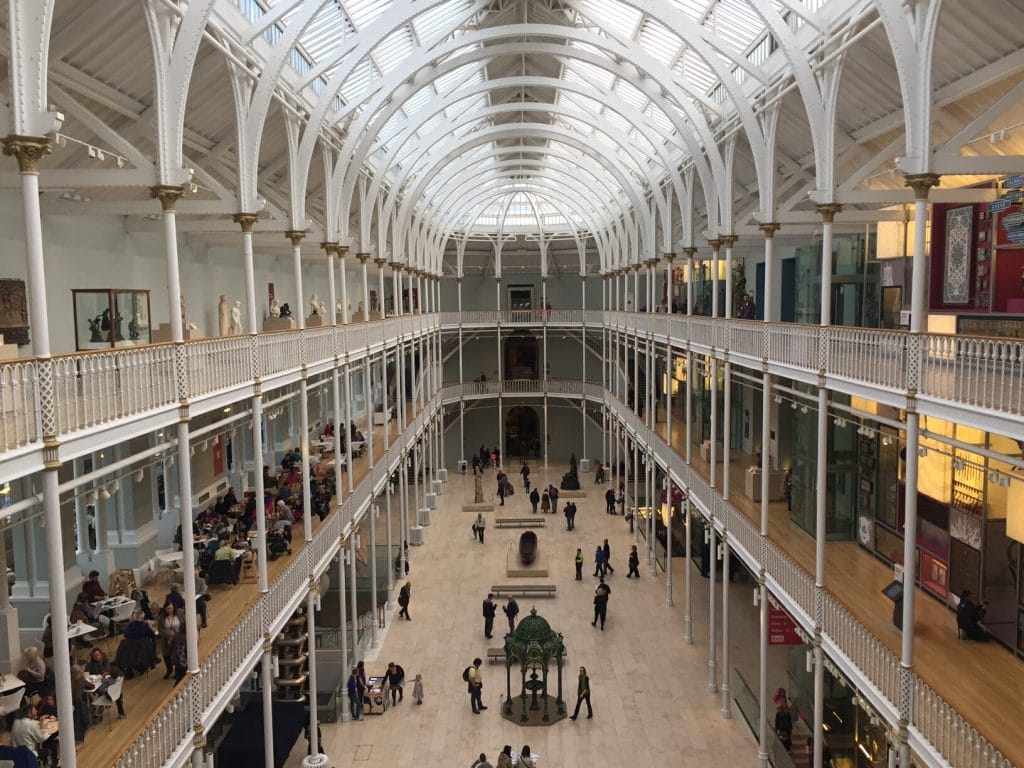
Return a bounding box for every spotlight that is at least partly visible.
[790,401,798,410]
[86,491,98,506]
[135,469,145,483]
[800,405,809,414]
[917,446,928,457]
[773,395,782,404]
[99,487,111,500]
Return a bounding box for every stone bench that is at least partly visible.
[494,517,546,528]
[490,584,557,598]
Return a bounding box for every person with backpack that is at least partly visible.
[482,594,497,639]
[593,545,606,577]
[398,581,411,621]
[548,485,559,516]
[503,597,520,633]
[529,487,540,514]
[605,488,616,515]
[464,658,486,713]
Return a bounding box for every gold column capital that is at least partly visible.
[758,222,781,239]
[232,212,259,233]
[814,203,843,223]
[375,257,387,267]
[662,252,675,263]
[320,241,339,255]
[285,229,307,247]
[389,261,403,272]
[336,244,350,258]
[2,135,52,173]
[681,247,698,259]
[904,173,942,200]
[707,238,722,253]
[645,257,659,267]
[356,252,371,264]
[150,185,186,212]
[719,234,738,248]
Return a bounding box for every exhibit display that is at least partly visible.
[72,289,151,350]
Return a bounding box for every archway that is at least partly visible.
[505,406,540,460]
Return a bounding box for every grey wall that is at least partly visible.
[440,273,587,311]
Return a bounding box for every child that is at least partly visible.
[412,673,424,705]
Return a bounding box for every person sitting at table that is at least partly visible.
[215,535,236,561]
[223,486,238,509]
[35,690,57,718]
[18,646,52,696]
[267,528,291,560]
[82,570,106,603]
[163,583,186,613]
[10,704,49,758]
[276,482,293,503]
[323,422,335,438]
[115,611,158,678]
[84,647,110,677]
[956,589,991,641]
[130,588,154,621]
[92,663,127,719]
[157,604,185,680]
[197,505,220,528]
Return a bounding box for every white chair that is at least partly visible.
[0,686,25,736]
[107,600,138,646]
[91,677,124,730]
[152,548,180,585]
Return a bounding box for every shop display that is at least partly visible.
[72,289,151,350]
[364,675,389,714]
[0,278,29,346]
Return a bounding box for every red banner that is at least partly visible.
[768,603,803,645]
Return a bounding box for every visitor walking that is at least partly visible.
[592,578,611,629]
[627,545,640,577]
[575,548,584,580]
[602,539,615,575]
[520,463,530,490]
[412,673,424,704]
[347,667,364,720]
[482,594,497,639]
[593,545,606,577]
[548,485,559,515]
[398,581,411,620]
[473,512,486,543]
[569,666,592,720]
[503,597,520,633]
[540,491,550,514]
[529,487,540,514]
[605,488,616,515]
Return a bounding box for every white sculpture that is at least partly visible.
[310,293,323,316]
[357,299,365,316]
[270,297,281,318]
[335,300,343,317]
[229,301,242,335]
[218,294,229,336]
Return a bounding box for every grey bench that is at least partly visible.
[494,517,546,528]
[490,584,557,598]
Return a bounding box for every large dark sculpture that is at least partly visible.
[518,531,538,565]
[559,452,580,490]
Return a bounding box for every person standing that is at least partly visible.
[593,545,605,577]
[412,673,424,705]
[784,468,793,512]
[569,666,592,720]
[398,581,412,620]
[774,699,793,752]
[568,502,577,530]
[386,661,405,705]
[602,539,615,575]
[482,594,497,639]
[520,463,530,490]
[564,503,572,531]
[497,475,506,506]
[503,597,520,633]
[592,578,611,630]
[467,658,486,713]
[347,667,364,721]
[605,488,616,515]
[627,545,640,577]
[548,485,559,516]
[574,548,584,581]
[529,487,540,514]
[474,512,486,544]
[540,490,550,514]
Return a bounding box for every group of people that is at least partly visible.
[472,445,501,470]
[481,594,520,639]
[346,660,424,721]
[604,486,625,515]
[470,745,535,768]
[528,484,561,515]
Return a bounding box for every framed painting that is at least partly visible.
[0,278,29,346]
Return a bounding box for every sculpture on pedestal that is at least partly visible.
[280,302,292,318]
[474,468,484,504]
[218,294,229,336]
[518,531,538,565]
[229,301,242,335]
[270,298,281,318]
[559,452,580,491]
[310,293,324,316]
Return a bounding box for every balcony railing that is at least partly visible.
[0,314,439,456]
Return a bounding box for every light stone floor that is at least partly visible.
[286,463,769,768]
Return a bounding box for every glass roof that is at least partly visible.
[232,0,830,236]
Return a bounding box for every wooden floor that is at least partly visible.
[75,410,409,768]
[655,420,1024,766]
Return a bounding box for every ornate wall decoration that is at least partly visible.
[943,206,973,304]
[950,507,983,550]
[0,279,29,345]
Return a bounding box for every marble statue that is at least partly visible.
[218,294,229,336]
[357,299,365,316]
[270,297,281,318]
[229,301,242,335]
[335,300,343,317]
[309,293,323,316]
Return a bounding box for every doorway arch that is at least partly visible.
[505,406,540,459]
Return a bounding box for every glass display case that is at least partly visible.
[72,289,151,350]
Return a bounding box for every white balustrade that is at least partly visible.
[186,335,251,397]
[0,360,39,451]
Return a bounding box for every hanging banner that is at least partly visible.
[768,603,803,645]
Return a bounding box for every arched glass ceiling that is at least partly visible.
[235,0,829,236]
